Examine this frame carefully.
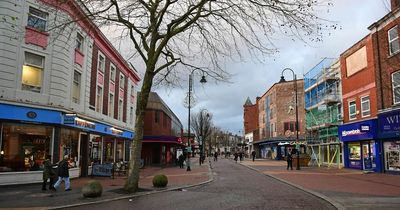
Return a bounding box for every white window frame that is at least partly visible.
[130,85,135,97]
[129,107,134,125]
[27,7,48,31]
[22,52,44,93]
[96,85,103,113]
[388,26,400,56]
[119,73,125,89]
[349,100,357,120]
[361,96,370,118]
[76,33,84,52]
[98,52,105,72]
[118,99,123,121]
[108,93,114,117]
[392,71,400,105]
[72,70,81,104]
[110,63,116,82]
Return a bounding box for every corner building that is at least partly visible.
[0,0,140,185]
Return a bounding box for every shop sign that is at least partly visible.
[378,110,400,138]
[339,120,377,142]
[64,114,76,124]
[111,127,123,136]
[92,163,113,177]
[26,111,37,119]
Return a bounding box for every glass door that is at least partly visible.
[362,141,376,170]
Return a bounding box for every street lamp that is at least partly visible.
[279,68,300,170]
[185,70,207,171]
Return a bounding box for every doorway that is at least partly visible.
[362,141,376,170]
[79,133,89,177]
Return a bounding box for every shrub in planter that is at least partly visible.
[152,174,168,188]
[82,180,103,198]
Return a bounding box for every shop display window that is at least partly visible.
[349,143,361,160]
[103,138,114,163]
[384,141,400,171]
[0,123,52,172]
[89,135,102,164]
[116,140,124,161]
[60,128,79,168]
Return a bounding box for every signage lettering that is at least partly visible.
[386,115,400,124]
[342,129,365,137]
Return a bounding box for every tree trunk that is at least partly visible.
[124,69,154,193]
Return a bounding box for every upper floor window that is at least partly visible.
[129,107,134,125]
[27,7,48,31]
[118,99,123,121]
[108,93,114,117]
[76,33,84,52]
[110,64,116,82]
[120,74,125,89]
[284,122,295,132]
[349,100,357,120]
[388,26,400,56]
[98,53,105,72]
[22,52,44,93]
[392,71,400,104]
[131,85,135,96]
[155,111,160,124]
[361,96,370,117]
[96,86,103,113]
[72,70,81,103]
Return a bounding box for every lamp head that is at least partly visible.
[279,76,286,83]
[200,75,207,83]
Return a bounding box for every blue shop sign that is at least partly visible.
[0,103,62,124]
[338,119,377,142]
[378,109,400,138]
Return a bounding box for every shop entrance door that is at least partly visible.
[80,133,89,177]
[362,141,376,170]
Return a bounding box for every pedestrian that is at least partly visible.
[251,151,256,162]
[42,155,56,191]
[214,152,218,161]
[287,150,293,170]
[53,155,72,191]
[239,152,243,162]
[234,152,238,163]
[178,154,184,168]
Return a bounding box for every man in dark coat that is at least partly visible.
[251,151,256,162]
[53,155,71,191]
[287,150,293,170]
[42,155,56,191]
[178,154,185,168]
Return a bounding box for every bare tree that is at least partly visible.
[74,0,335,192]
[191,109,213,155]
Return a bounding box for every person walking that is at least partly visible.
[53,155,71,191]
[239,152,243,162]
[214,152,218,161]
[234,152,238,163]
[287,150,293,170]
[251,151,256,162]
[42,155,56,191]
[178,153,184,169]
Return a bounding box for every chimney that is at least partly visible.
[391,0,400,11]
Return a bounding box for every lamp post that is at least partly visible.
[185,70,207,171]
[279,68,300,170]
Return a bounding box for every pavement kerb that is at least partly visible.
[238,161,346,210]
[47,162,214,210]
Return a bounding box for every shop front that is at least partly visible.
[338,119,381,172]
[378,109,400,173]
[141,136,184,166]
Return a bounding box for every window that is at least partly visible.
[22,52,44,93]
[96,86,103,113]
[392,71,400,104]
[118,99,123,121]
[349,100,357,120]
[361,96,370,117]
[130,107,134,125]
[98,53,105,72]
[155,111,160,123]
[284,122,295,132]
[119,74,125,89]
[388,26,400,55]
[108,93,114,117]
[349,143,361,160]
[75,33,84,52]
[110,64,116,82]
[27,7,47,31]
[72,71,81,103]
[131,85,135,96]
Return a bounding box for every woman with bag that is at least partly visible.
[42,155,56,191]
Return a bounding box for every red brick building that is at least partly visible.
[243,97,259,152]
[141,92,184,166]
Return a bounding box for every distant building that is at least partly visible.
[243,97,259,153]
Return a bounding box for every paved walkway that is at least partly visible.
[240,158,400,210]
[0,157,211,210]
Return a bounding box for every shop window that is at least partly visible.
[349,143,361,160]
[98,53,105,72]
[0,123,52,172]
[348,100,356,120]
[116,140,124,161]
[392,71,400,104]
[108,93,114,117]
[388,26,400,56]
[60,128,79,168]
[27,7,48,31]
[361,96,370,117]
[384,141,400,171]
[96,85,103,113]
[75,33,84,52]
[103,138,114,163]
[110,64,116,82]
[118,99,123,121]
[72,70,81,104]
[89,135,102,164]
[22,52,44,93]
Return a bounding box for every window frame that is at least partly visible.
[108,93,114,117]
[97,52,105,73]
[348,100,357,120]
[96,85,103,113]
[361,95,370,118]
[110,63,116,82]
[72,70,81,104]
[75,33,84,52]
[392,71,400,105]
[118,99,123,121]
[27,7,48,31]
[22,52,44,93]
[119,73,125,89]
[388,26,400,56]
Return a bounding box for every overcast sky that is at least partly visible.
[115,0,392,135]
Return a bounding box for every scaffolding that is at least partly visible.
[304,58,343,168]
